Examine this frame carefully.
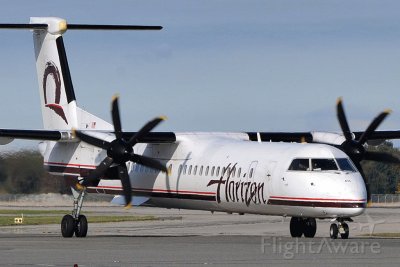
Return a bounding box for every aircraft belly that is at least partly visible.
[147,198,222,211]
[261,205,365,218]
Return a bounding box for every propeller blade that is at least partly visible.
[127,116,166,146]
[357,110,391,145]
[130,154,168,173]
[74,130,110,150]
[336,98,353,141]
[364,151,400,163]
[117,164,132,207]
[111,95,123,139]
[81,156,114,185]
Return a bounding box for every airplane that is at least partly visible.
[1,17,400,239]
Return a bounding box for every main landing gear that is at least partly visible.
[290,217,317,238]
[61,187,88,238]
[329,218,351,239]
[290,217,352,239]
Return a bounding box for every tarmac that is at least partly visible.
[0,206,400,266]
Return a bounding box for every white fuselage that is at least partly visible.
[43,132,367,219]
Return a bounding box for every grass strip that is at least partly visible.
[0,210,71,215]
[0,215,156,226]
[360,233,400,238]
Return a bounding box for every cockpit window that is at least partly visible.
[311,159,338,171]
[288,157,358,173]
[336,158,357,172]
[288,159,310,171]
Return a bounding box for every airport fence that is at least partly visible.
[371,194,400,204]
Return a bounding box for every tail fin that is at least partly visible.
[31,17,78,130]
[31,17,114,131]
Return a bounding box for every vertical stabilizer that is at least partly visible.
[10,17,162,131]
[31,17,78,130]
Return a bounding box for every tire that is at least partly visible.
[303,218,317,238]
[61,214,75,238]
[75,215,88,238]
[340,223,349,239]
[330,223,338,239]
[290,217,304,237]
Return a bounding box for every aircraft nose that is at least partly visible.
[342,172,367,215]
[347,172,367,201]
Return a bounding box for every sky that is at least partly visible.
[1,0,400,150]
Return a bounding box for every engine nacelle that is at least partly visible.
[311,131,348,146]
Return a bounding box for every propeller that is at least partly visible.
[74,95,168,207]
[336,98,398,201]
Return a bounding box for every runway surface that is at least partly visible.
[1,206,400,266]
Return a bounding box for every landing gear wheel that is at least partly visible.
[61,214,75,238]
[74,215,88,238]
[290,217,304,237]
[303,218,317,238]
[330,223,338,239]
[340,223,349,239]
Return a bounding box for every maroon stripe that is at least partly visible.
[267,199,366,208]
[88,188,216,202]
[46,165,92,177]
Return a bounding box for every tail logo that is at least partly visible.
[42,61,68,124]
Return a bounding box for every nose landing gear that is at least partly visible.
[290,217,352,239]
[329,218,351,239]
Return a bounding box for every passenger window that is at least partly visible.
[222,167,226,175]
[232,167,236,177]
[237,168,241,178]
[188,165,192,175]
[178,164,182,174]
[205,166,209,176]
[250,168,254,178]
[216,167,220,176]
[311,159,338,171]
[183,165,187,175]
[225,167,230,177]
[288,159,310,171]
[211,166,215,176]
[194,166,197,175]
[199,166,203,176]
[168,164,172,174]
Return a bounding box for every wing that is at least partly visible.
[0,129,176,144]
[247,131,400,143]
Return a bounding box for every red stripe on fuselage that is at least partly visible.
[44,161,96,168]
[94,185,215,196]
[269,195,366,202]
